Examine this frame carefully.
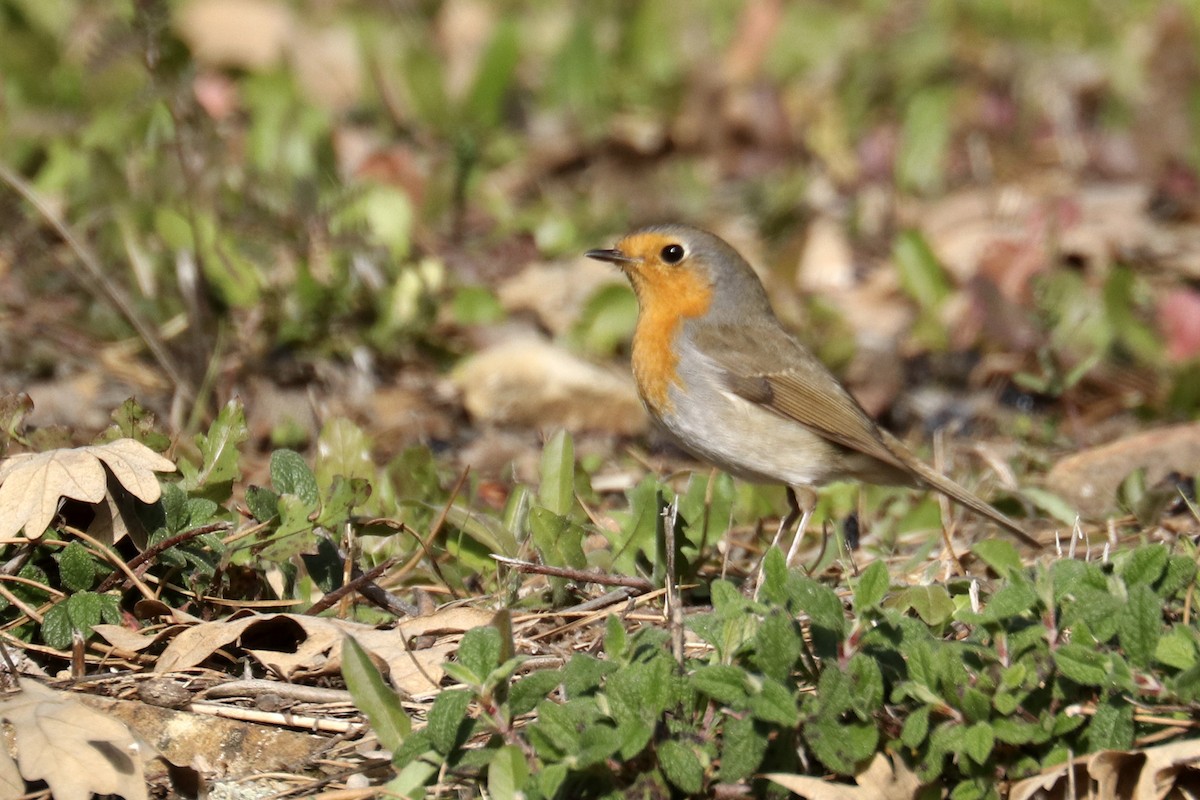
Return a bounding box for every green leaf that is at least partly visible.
[529,700,579,758]
[1155,628,1196,670]
[982,581,1039,622]
[1087,700,1134,751]
[961,722,995,765]
[657,740,704,795]
[385,753,440,797]
[853,561,889,612]
[1117,584,1161,667]
[487,744,528,800]
[1119,544,1169,586]
[245,486,279,522]
[365,186,412,258]
[901,705,931,748]
[528,508,587,569]
[41,603,72,649]
[576,722,623,768]
[510,670,562,717]
[271,449,319,504]
[906,584,956,626]
[614,719,654,761]
[341,635,410,751]
[562,654,615,696]
[57,541,96,592]
[573,283,639,357]
[752,611,801,682]
[846,653,885,714]
[749,677,800,726]
[719,715,768,782]
[528,507,587,605]
[65,591,102,637]
[896,87,952,195]
[1021,487,1080,526]
[427,689,473,756]
[1160,556,1198,599]
[452,285,505,326]
[894,230,951,312]
[972,540,1023,578]
[464,17,521,131]
[992,718,1050,746]
[538,430,575,517]
[179,398,248,497]
[804,715,878,776]
[789,574,846,655]
[691,665,750,707]
[604,613,628,659]
[315,417,375,487]
[607,659,670,726]
[458,626,502,684]
[608,476,663,574]
[1055,643,1109,686]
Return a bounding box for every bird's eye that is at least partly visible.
[660,244,686,264]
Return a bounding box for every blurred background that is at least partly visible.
[1,0,1199,520]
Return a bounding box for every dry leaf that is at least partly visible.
[0,748,22,800]
[1010,737,1200,800]
[0,681,150,800]
[0,438,176,540]
[765,752,925,800]
[154,607,494,691]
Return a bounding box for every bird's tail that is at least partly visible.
[881,431,1040,549]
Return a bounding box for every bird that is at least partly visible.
[585,223,1040,552]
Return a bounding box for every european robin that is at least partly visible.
[586,224,1039,550]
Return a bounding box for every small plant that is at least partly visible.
[342,540,1200,799]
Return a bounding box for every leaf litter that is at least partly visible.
[0,438,176,541]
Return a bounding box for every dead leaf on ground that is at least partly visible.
[0,438,176,541]
[1010,737,1200,800]
[141,606,495,695]
[0,680,150,800]
[765,752,926,799]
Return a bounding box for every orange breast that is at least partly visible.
[629,267,713,413]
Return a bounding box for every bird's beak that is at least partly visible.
[585,248,638,265]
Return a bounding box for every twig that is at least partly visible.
[64,526,157,602]
[491,555,654,591]
[95,521,232,593]
[560,587,639,614]
[304,557,412,616]
[201,679,353,705]
[186,700,358,733]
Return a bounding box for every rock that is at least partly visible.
[1045,424,1200,518]
[453,338,647,435]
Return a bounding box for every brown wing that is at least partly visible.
[689,322,906,471]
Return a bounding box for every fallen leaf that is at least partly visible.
[0,438,176,540]
[1045,422,1200,517]
[765,752,925,799]
[0,681,150,800]
[1010,737,1200,800]
[153,607,495,693]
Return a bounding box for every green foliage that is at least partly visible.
[353,541,1200,797]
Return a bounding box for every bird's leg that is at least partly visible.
[783,487,816,567]
[754,487,815,596]
[765,487,802,553]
